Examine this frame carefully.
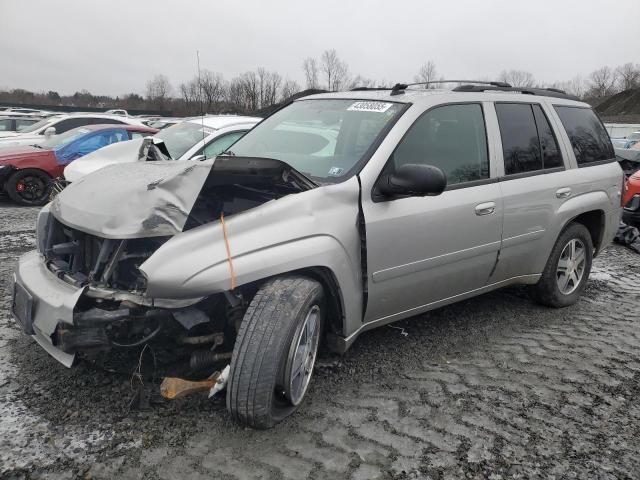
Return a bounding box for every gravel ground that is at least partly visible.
[1,201,639,480]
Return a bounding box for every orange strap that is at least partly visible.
[220,213,237,290]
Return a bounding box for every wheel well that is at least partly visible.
[570,210,605,255]
[295,267,345,338]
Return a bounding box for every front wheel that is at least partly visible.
[532,223,593,308]
[6,169,52,206]
[227,276,324,429]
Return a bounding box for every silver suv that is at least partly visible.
[12,82,623,428]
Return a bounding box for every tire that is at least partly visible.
[6,169,52,206]
[532,222,593,308]
[227,276,325,429]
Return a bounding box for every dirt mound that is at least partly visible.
[596,88,640,122]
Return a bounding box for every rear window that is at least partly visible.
[554,106,614,165]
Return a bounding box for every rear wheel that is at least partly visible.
[6,169,52,206]
[532,223,593,308]
[227,276,324,429]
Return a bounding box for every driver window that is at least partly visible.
[391,103,489,185]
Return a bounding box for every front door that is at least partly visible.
[362,103,503,324]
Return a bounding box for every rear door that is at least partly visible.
[490,101,572,280]
[362,103,503,323]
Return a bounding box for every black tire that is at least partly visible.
[6,169,52,206]
[227,276,325,429]
[532,222,593,308]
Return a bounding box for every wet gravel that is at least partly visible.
[1,200,639,479]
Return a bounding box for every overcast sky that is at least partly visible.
[1,0,639,96]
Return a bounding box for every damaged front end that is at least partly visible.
[14,157,317,371]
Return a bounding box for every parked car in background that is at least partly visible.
[0,107,55,117]
[63,115,260,182]
[0,113,145,144]
[623,170,640,226]
[0,124,157,205]
[605,123,640,139]
[145,118,182,129]
[12,85,622,428]
[0,116,40,133]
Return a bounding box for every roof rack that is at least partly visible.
[389,80,512,95]
[350,80,580,101]
[451,84,579,100]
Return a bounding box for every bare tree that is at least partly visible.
[280,79,300,101]
[179,78,201,113]
[348,75,372,89]
[414,61,439,87]
[498,70,536,88]
[549,75,586,99]
[199,70,226,112]
[320,49,349,91]
[615,63,640,91]
[587,66,618,98]
[256,68,282,107]
[302,58,319,89]
[146,74,172,111]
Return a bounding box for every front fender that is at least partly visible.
[140,177,364,334]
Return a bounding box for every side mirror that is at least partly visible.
[190,154,207,162]
[377,163,447,198]
[44,126,56,137]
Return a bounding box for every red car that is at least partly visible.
[0,124,157,205]
[623,170,640,226]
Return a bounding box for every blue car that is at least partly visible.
[0,124,158,205]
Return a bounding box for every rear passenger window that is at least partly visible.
[391,103,489,185]
[496,103,564,175]
[496,104,542,175]
[532,105,562,169]
[553,106,614,165]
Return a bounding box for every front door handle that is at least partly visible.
[556,187,572,199]
[475,201,496,216]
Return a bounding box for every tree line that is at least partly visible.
[1,50,638,116]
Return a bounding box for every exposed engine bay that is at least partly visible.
[39,156,317,375]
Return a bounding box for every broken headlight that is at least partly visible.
[35,204,53,254]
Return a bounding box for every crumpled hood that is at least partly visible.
[64,138,144,182]
[51,156,316,239]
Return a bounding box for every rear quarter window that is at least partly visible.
[553,106,614,166]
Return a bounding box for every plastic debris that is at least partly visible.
[209,365,230,398]
[388,325,409,336]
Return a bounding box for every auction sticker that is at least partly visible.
[347,101,393,113]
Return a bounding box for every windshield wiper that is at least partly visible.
[30,144,42,149]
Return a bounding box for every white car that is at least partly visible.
[0,113,145,144]
[63,115,260,182]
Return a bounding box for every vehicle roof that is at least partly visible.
[301,88,591,107]
[77,124,158,133]
[184,115,261,129]
[0,115,40,120]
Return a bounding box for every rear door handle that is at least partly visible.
[475,201,496,216]
[556,187,572,199]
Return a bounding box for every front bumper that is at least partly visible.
[623,194,640,226]
[12,250,84,367]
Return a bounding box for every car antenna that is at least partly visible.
[197,50,206,149]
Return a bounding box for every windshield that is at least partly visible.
[18,116,58,134]
[39,127,91,150]
[228,99,405,181]
[155,121,214,159]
